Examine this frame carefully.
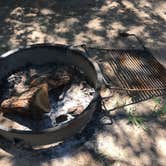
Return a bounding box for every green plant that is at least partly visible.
[128,112,144,126]
[155,104,166,116]
[126,107,146,129]
[153,97,166,116]
[153,97,161,104]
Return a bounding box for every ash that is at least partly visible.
[48,82,95,127]
[0,64,95,131]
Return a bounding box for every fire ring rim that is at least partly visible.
[0,43,102,145]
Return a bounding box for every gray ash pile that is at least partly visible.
[0,64,95,131]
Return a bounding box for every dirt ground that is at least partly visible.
[0,0,166,166]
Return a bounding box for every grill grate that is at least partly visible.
[88,48,166,102]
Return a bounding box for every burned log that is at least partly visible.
[0,66,73,118]
[30,67,72,90]
[0,83,50,118]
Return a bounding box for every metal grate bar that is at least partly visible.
[88,48,166,102]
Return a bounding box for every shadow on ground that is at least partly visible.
[0,102,165,166]
[0,109,116,166]
[0,0,165,166]
[0,0,165,64]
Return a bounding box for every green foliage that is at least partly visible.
[126,107,146,129]
[153,97,166,116]
[127,112,146,129]
[128,113,144,126]
[126,97,166,129]
[155,104,166,116]
[153,97,161,104]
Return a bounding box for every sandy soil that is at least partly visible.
[0,0,165,166]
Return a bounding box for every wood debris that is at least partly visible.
[1,83,50,118]
[30,67,72,90]
[0,65,95,128]
[0,66,73,118]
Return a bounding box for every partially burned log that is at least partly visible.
[0,83,50,119]
[30,67,72,90]
[0,66,73,118]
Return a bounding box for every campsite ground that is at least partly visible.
[0,1,165,165]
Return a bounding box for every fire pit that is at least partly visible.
[0,44,102,146]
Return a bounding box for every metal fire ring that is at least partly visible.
[0,43,103,146]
